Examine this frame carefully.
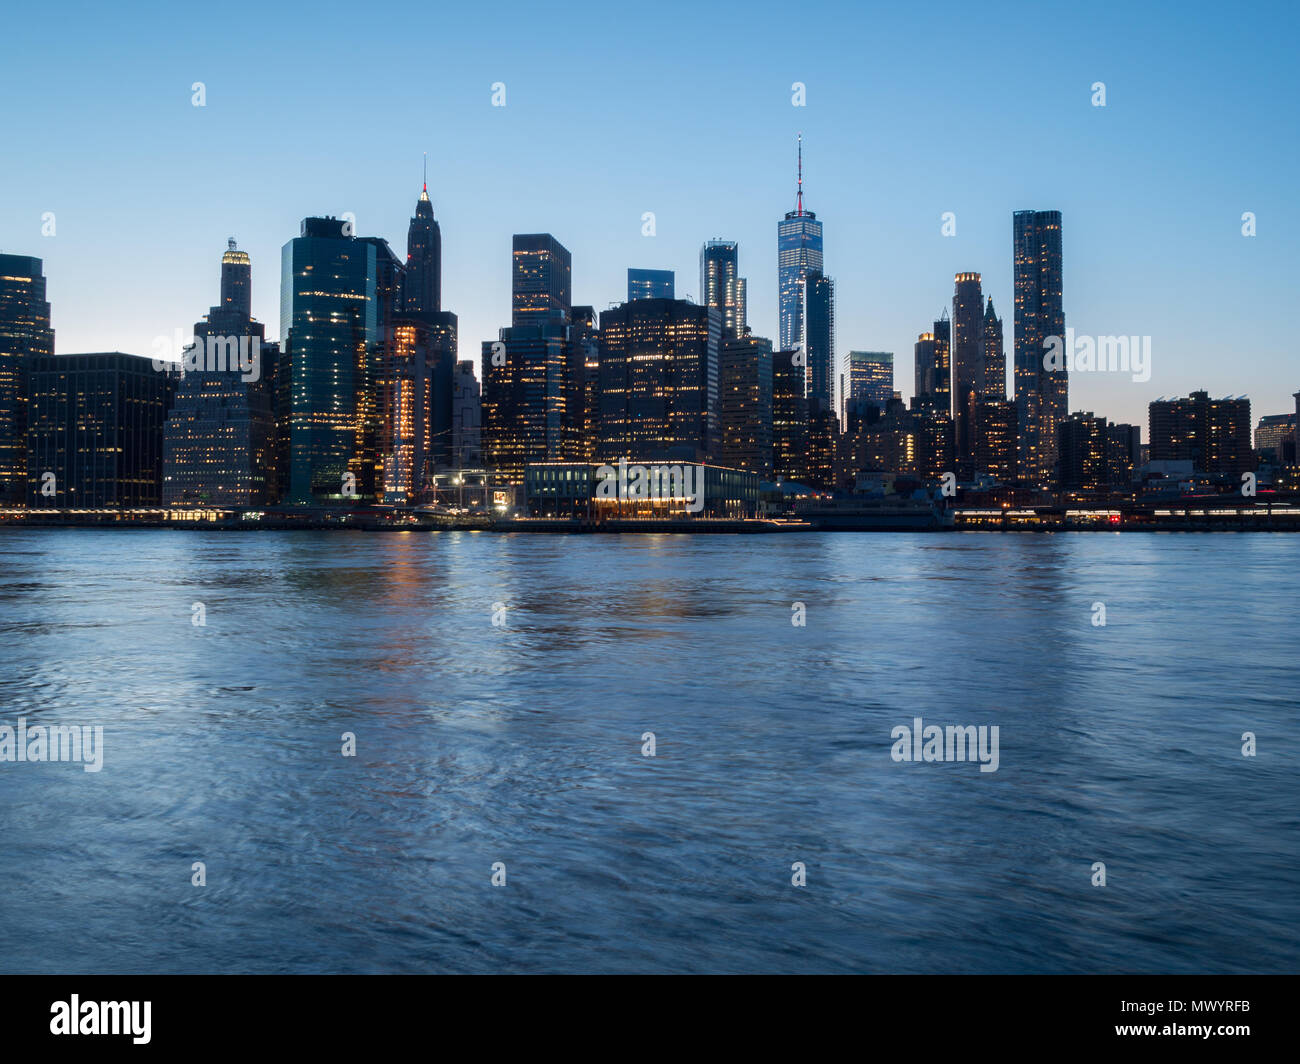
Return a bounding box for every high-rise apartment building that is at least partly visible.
[1014,210,1066,485]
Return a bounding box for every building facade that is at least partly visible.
[0,254,54,505]
[596,298,720,465]
[163,240,277,507]
[627,269,674,302]
[721,333,774,479]
[28,353,170,508]
[1148,391,1253,475]
[1013,209,1066,485]
[280,217,384,505]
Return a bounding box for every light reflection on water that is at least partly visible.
[0,529,1296,973]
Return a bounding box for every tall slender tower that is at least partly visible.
[1013,210,1065,485]
[402,156,442,314]
[952,273,984,475]
[804,272,836,415]
[982,297,1005,399]
[777,134,824,354]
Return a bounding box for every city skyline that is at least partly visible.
[2,0,1296,435]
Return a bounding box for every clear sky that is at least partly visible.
[2,0,1296,431]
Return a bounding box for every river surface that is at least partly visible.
[0,529,1296,973]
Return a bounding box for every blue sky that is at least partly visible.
[2,0,1297,430]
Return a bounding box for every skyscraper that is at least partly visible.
[913,333,946,404]
[596,298,720,464]
[973,400,1018,484]
[1058,412,1111,495]
[805,272,836,415]
[481,323,566,484]
[981,297,1005,399]
[951,272,983,476]
[378,311,457,502]
[280,216,383,505]
[565,306,599,460]
[451,360,482,468]
[0,254,53,505]
[163,240,277,507]
[721,332,774,479]
[512,234,571,328]
[772,349,809,483]
[401,167,442,314]
[844,351,893,420]
[777,134,824,353]
[700,240,746,340]
[27,353,170,508]
[1014,210,1066,485]
[627,269,674,301]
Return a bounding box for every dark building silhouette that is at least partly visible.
[451,360,482,468]
[483,234,574,483]
[482,322,566,484]
[1059,413,1106,494]
[805,271,835,416]
[982,297,1004,399]
[773,348,809,483]
[951,272,983,477]
[1148,391,1252,475]
[565,306,599,461]
[910,396,954,484]
[1108,422,1141,486]
[27,353,169,507]
[163,240,278,507]
[280,217,385,505]
[401,174,442,314]
[973,400,1018,484]
[0,254,53,505]
[597,298,720,464]
[627,269,674,301]
[1014,210,1066,485]
[721,332,773,479]
[512,234,571,328]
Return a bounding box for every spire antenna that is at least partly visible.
[796,132,803,215]
[422,151,427,192]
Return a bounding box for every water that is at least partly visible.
[0,528,1297,974]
